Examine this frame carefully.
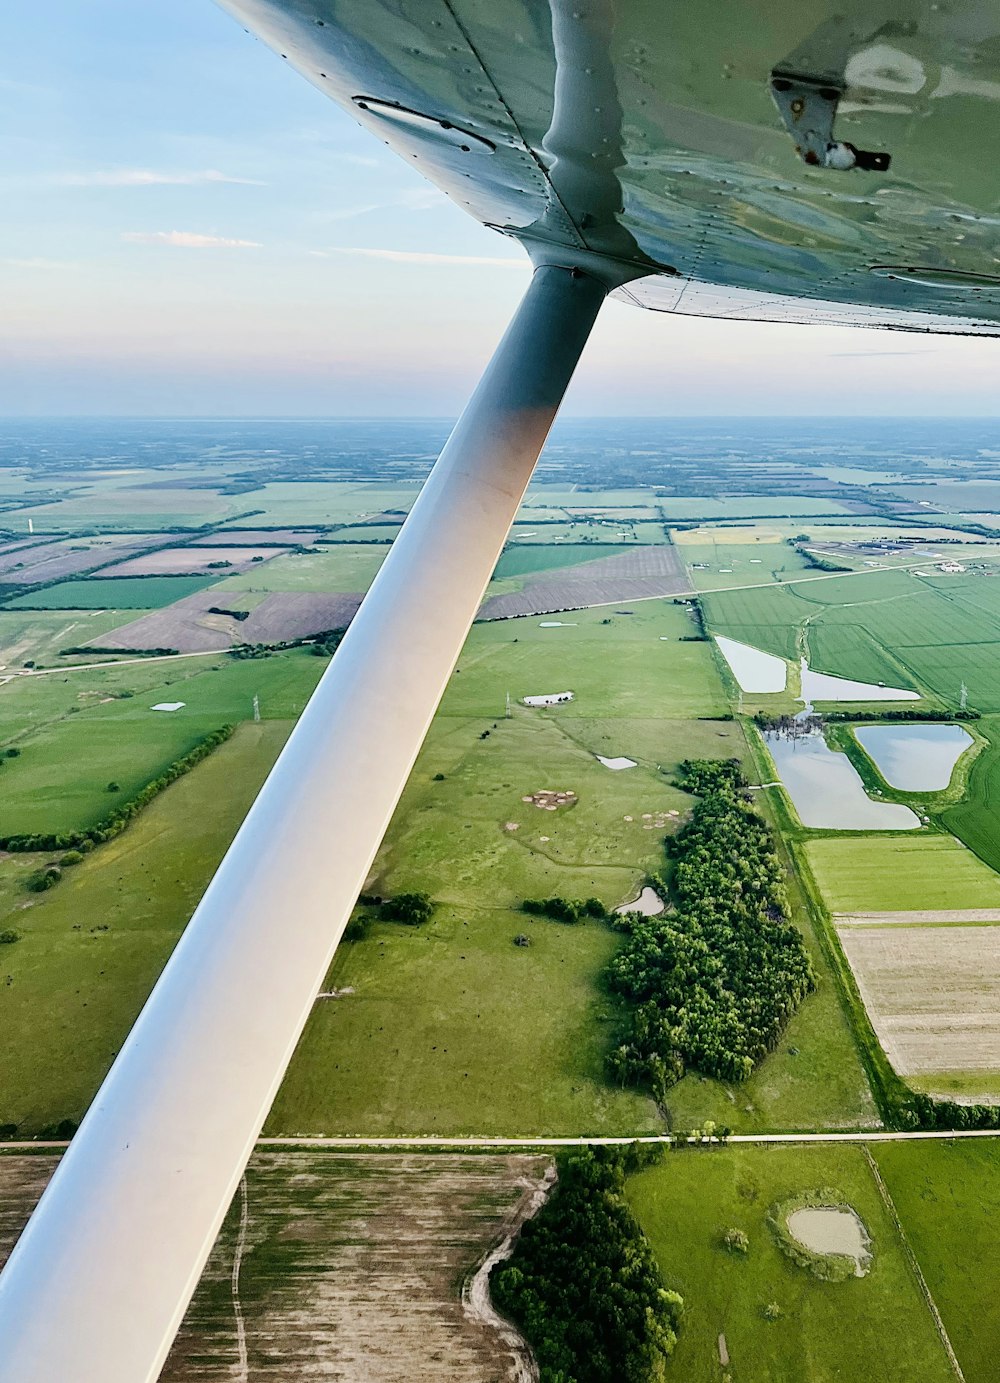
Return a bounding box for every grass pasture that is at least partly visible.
[627,1143,955,1383]
[0,649,324,836]
[0,721,290,1129]
[0,609,147,668]
[872,1140,1000,1383]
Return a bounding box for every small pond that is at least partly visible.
[765,730,920,830]
[787,1207,871,1276]
[715,636,787,692]
[615,886,664,917]
[854,723,973,792]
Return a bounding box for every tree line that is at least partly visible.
[0,725,235,852]
[491,1146,681,1383]
[606,758,815,1098]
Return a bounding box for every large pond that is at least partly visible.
[765,730,920,830]
[715,636,787,692]
[799,659,919,707]
[855,723,973,792]
[715,635,920,705]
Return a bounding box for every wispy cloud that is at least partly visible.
[122,231,262,248]
[3,257,77,270]
[321,186,447,223]
[316,247,525,268]
[51,168,263,188]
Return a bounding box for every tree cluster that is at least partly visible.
[379,891,434,925]
[1,725,234,852]
[606,758,815,1097]
[522,896,607,924]
[491,1147,682,1383]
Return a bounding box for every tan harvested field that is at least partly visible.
[478,545,690,620]
[111,546,289,576]
[91,590,363,652]
[836,909,1000,927]
[0,536,160,583]
[0,1151,551,1382]
[837,922,1000,1088]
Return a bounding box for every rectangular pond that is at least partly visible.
[854,723,973,792]
[764,730,920,830]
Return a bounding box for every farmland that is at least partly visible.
[0,595,876,1136]
[702,565,1000,711]
[836,923,1000,1092]
[803,835,1000,913]
[0,1150,552,1383]
[627,1143,956,1383]
[2,574,215,610]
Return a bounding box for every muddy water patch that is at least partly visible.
[799,659,918,708]
[615,886,664,917]
[787,1207,871,1277]
[715,635,787,692]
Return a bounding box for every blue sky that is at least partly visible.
[2,0,998,417]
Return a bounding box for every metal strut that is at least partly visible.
[0,263,606,1383]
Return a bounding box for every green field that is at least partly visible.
[872,1140,1000,1383]
[683,541,815,590]
[943,716,1000,872]
[0,721,289,1129]
[216,543,387,596]
[627,1144,955,1383]
[2,575,215,610]
[804,834,1000,912]
[703,565,1000,711]
[0,596,877,1136]
[492,542,631,580]
[0,649,324,836]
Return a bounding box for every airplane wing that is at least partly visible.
[1,3,998,1380]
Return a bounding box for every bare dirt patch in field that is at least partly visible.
[522,789,577,810]
[836,923,1000,1083]
[479,545,690,620]
[0,1152,552,1382]
[90,591,362,653]
[111,547,289,576]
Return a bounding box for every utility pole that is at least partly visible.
[960,681,968,713]
[253,694,260,723]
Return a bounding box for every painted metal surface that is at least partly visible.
[220,0,1000,331]
[0,266,607,1383]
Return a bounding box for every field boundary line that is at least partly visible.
[863,1147,965,1382]
[230,1173,251,1382]
[4,1130,1000,1157]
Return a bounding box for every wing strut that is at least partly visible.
[0,263,607,1383]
